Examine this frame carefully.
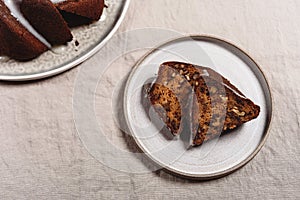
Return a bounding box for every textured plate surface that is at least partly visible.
[124,36,272,180]
[0,0,130,81]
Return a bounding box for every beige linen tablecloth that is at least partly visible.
[0,0,299,199]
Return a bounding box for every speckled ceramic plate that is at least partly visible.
[124,35,272,180]
[0,0,130,81]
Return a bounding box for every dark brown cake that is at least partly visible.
[0,0,48,61]
[20,0,72,45]
[147,62,260,146]
[0,0,105,61]
[55,0,105,21]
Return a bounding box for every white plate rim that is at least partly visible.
[123,35,273,180]
[0,0,130,81]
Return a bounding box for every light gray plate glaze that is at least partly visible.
[124,36,272,180]
[0,0,130,81]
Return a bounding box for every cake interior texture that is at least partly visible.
[147,61,260,146]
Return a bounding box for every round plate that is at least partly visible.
[0,0,130,81]
[123,35,272,180]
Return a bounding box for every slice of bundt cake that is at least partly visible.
[20,0,72,45]
[54,0,105,21]
[0,0,48,60]
[0,0,105,61]
[147,62,260,146]
[0,0,71,60]
[147,66,194,136]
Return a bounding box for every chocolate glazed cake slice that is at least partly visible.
[147,62,260,147]
[20,0,73,45]
[0,0,48,60]
[0,0,72,60]
[54,0,105,26]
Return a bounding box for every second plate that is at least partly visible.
[123,35,272,180]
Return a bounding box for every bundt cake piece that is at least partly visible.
[0,0,72,60]
[147,62,260,146]
[0,0,105,61]
[20,0,72,45]
[53,0,105,27]
[54,0,105,21]
[0,0,48,60]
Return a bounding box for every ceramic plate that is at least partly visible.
[123,36,272,180]
[0,0,130,81]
